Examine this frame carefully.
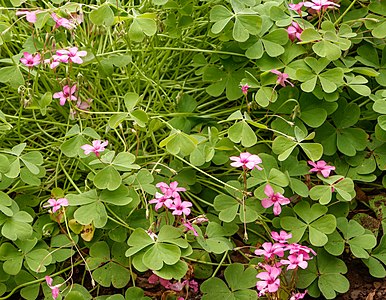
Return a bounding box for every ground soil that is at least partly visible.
[334,258,386,300]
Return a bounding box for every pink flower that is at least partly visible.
[188,280,199,292]
[53,85,77,106]
[148,274,172,288]
[261,184,290,216]
[256,265,281,295]
[280,253,308,270]
[287,21,303,42]
[146,229,158,241]
[51,13,76,30]
[230,152,263,170]
[20,52,41,68]
[56,47,87,64]
[304,0,340,11]
[193,215,209,224]
[289,2,305,14]
[182,219,198,236]
[290,290,308,300]
[45,276,60,299]
[81,140,108,157]
[271,69,294,87]
[271,231,292,244]
[308,160,335,177]
[16,10,40,23]
[255,242,285,259]
[156,181,186,198]
[44,56,61,69]
[44,198,68,213]
[168,281,186,291]
[286,243,316,260]
[241,83,249,95]
[170,197,192,216]
[70,98,93,119]
[149,192,173,211]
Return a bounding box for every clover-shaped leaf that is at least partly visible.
[310,175,355,205]
[332,218,377,259]
[88,241,131,288]
[126,226,188,272]
[1,211,33,241]
[159,129,198,156]
[90,4,114,26]
[197,222,233,254]
[228,120,257,147]
[210,3,261,42]
[298,249,349,299]
[281,201,336,246]
[129,13,157,42]
[214,194,263,223]
[201,263,258,300]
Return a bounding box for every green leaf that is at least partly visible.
[201,277,232,300]
[1,211,33,241]
[159,130,198,156]
[90,4,114,26]
[228,121,257,147]
[94,166,122,191]
[272,136,296,161]
[372,20,386,39]
[124,92,140,111]
[255,87,277,107]
[313,40,341,61]
[100,186,133,206]
[112,152,139,171]
[60,135,89,157]
[0,66,24,88]
[153,260,188,280]
[74,202,108,228]
[129,15,157,42]
[0,243,23,275]
[108,113,128,129]
[301,28,322,42]
[210,6,233,34]
[214,195,238,222]
[93,262,131,288]
[142,243,180,270]
[25,249,52,273]
[125,287,151,300]
[300,143,323,161]
[362,257,386,278]
[224,264,257,291]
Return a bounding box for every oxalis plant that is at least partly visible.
[0,0,385,299]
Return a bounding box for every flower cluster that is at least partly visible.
[271,69,294,87]
[16,10,41,23]
[47,47,87,69]
[53,85,77,106]
[51,12,82,30]
[287,21,303,42]
[182,215,208,236]
[43,198,68,213]
[308,160,335,177]
[289,0,340,13]
[81,140,108,157]
[148,274,199,294]
[45,276,60,299]
[261,184,291,216]
[230,152,263,170]
[149,181,192,216]
[255,230,314,297]
[20,52,41,68]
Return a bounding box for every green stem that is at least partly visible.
[334,0,358,26]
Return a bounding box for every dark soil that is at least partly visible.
[335,258,386,300]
